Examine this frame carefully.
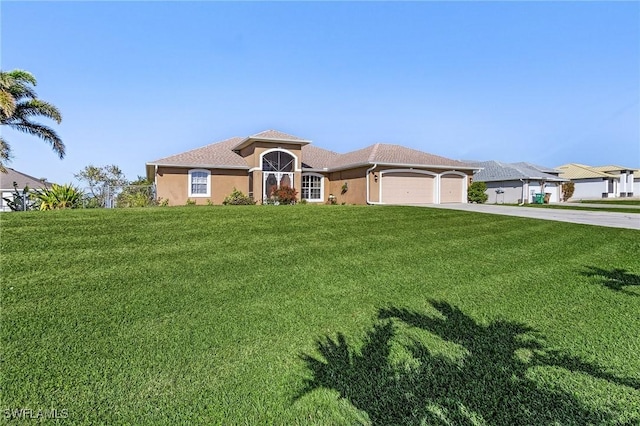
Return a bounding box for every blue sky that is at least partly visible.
[2,1,639,185]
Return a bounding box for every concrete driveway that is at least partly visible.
[420,204,640,230]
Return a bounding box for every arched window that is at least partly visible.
[262,151,294,172]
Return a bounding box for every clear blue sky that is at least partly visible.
[2,1,639,185]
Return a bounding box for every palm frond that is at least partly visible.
[0,90,16,120]
[0,136,11,172]
[8,122,66,158]
[10,99,62,124]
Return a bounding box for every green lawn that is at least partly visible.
[579,199,640,206]
[2,206,639,424]
[523,204,640,214]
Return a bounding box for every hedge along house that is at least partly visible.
[145,130,477,205]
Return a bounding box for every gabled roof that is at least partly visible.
[233,129,311,151]
[471,161,567,182]
[329,143,474,171]
[0,168,55,190]
[556,163,612,179]
[148,137,249,169]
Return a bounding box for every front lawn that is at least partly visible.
[579,199,640,206]
[523,204,640,214]
[2,206,639,424]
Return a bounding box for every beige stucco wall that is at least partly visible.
[156,167,248,205]
[328,167,369,205]
[240,142,303,170]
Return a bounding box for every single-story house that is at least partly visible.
[0,168,54,212]
[556,164,635,200]
[146,129,478,205]
[468,161,568,204]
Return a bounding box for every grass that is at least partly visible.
[523,204,640,214]
[578,199,640,206]
[2,205,639,424]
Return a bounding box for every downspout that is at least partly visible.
[154,165,158,200]
[518,179,525,206]
[366,163,383,205]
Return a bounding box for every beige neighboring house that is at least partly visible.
[146,129,478,205]
[0,168,54,212]
[556,164,635,200]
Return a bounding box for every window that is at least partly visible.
[262,151,295,172]
[188,169,211,197]
[302,174,323,201]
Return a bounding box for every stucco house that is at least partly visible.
[146,130,478,206]
[556,164,635,200]
[0,168,54,212]
[469,161,567,204]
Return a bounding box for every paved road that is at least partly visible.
[420,204,640,230]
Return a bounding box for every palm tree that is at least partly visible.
[0,69,64,172]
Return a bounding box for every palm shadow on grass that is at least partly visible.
[582,266,640,296]
[299,300,639,425]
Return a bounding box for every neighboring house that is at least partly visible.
[146,129,478,205]
[556,164,636,200]
[0,168,54,212]
[469,161,567,204]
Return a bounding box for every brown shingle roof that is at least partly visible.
[0,168,55,190]
[148,137,248,169]
[301,145,340,170]
[249,129,309,142]
[147,131,473,172]
[329,143,472,170]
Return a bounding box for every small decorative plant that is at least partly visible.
[328,194,337,205]
[269,186,298,205]
[341,182,348,195]
[223,188,256,205]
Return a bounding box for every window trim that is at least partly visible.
[301,173,324,202]
[188,169,211,198]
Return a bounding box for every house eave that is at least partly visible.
[233,137,311,151]
[146,162,250,170]
[328,162,479,173]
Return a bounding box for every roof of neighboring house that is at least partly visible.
[512,162,561,175]
[0,168,54,190]
[471,161,567,182]
[147,130,475,172]
[556,163,613,179]
[148,137,249,169]
[590,165,635,173]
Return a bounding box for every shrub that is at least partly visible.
[35,184,82,210]
[185,198,196,206]
[467,181,488,204]
[223,188,256,205]
[2,183,37,211]
[269,186,297,205]
[562,182,575,201]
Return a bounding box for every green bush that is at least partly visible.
[467,181,488,204]
[35,184,82,210]
[223,188,256,205]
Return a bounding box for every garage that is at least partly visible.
[381,172,435,204]
[440,174,465,203]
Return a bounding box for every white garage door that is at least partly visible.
[440,174,464,203]
[381,172,434,204]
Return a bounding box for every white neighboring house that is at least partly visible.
[556,164,636,200]
[0,168,54,211]
[469,161,567,204]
